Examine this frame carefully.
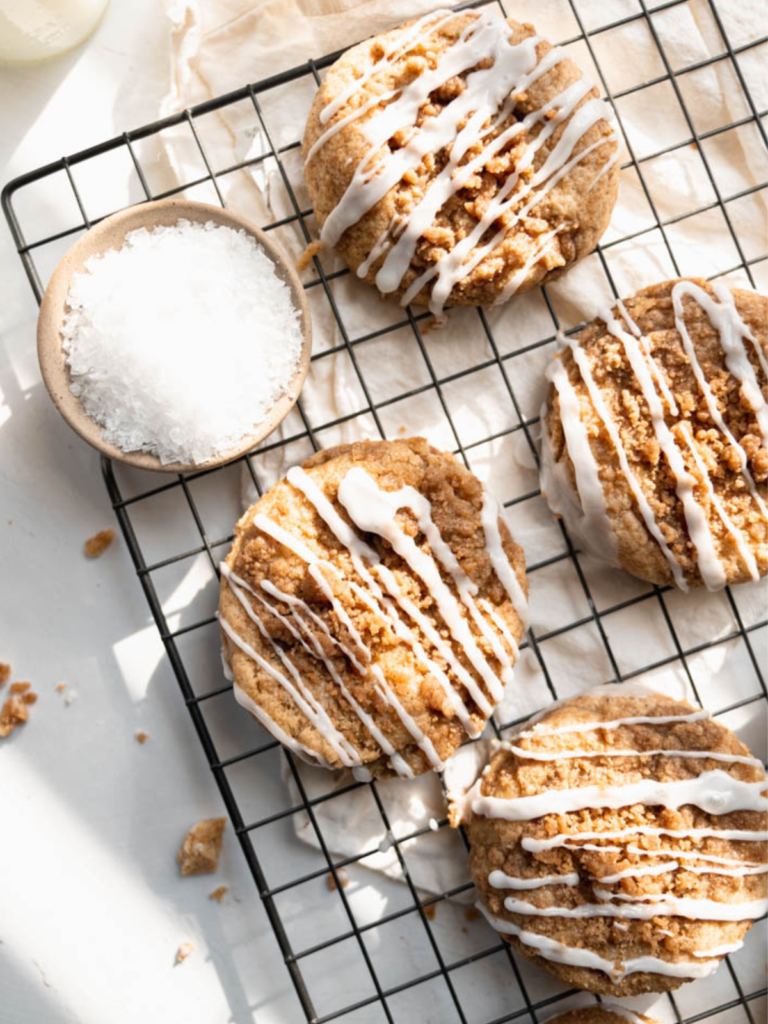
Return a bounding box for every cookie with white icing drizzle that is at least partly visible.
[219,438,527,777]
[543,1006,659,1024]
[540,278,768,590]
[455,686,767,996]
[302,8,619,317]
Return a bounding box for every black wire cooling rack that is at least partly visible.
[4,0,768,1021]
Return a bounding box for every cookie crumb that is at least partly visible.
[10,682,31,694]
[63,689,78,706]
[0,664,10,686]
[135,731,149,744]
[0,696,29,738]
[419,315,442,335]
[423,902,437,921]
[296,240,324,272]
[464,907,479,922]
[175,942,194,964]
[84,529,115,558]
[327,868,349,891]
[55,683,68,693]
[22,692,38,706]
[209,885,228,902]
[177,818,226,875]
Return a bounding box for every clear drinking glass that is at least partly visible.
[0,0,111,64]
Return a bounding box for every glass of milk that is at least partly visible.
[0,0,110,64]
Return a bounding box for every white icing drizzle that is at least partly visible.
[313,7,616,315]
[475,903,724,981]
[623,846,765,869]
[520,840,767,883]
[479,599,519,657]
[522,826,768,852]
[286,465,495,728]
[470,769,768,821]
[321,12,540,248]
[337,466,510,701]
[517,709,710,739]
[679,421,760,582]
[543,351,619,564]
[693,941,744,958]
[501,893,768,921]
[598,861,680,883]
[586,137,622,192]
[220,647,234,681]
[231,680,324,766]
[238,517,433,776]
[709,282,768,443]
[505,743,764,767]
[671,280,768,522]
[599,303,726,590]
[489,869,580,890]
[222,566,361,767]
[568,339,690,590]
[616,298,678,414]
[251,575,410,776]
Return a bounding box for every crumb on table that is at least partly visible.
[295,239,324,272]
[177,818,227,875]
[175,942,194,964]
[84,529,115,558]
[464,906,479,922]
[326,867,349,891]
[63,689,78,706]
[0,664,10,686]
[209,885,228,903]
[22,692,38,705]
[135,731,149,744]
[10,682,31,694]
[0,696,29,738]
[55,683,68,693]
[423,902,437,921]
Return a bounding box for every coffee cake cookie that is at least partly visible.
[540,278,768,590]
[219,438,527,777]
[455,685,767,996]
[303,8,619,317]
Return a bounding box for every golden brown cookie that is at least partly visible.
[219,438,527,777]
[543,1007,659,1024]
[540,278,768,590]
[456,685,767,996]
[303,8,619,317]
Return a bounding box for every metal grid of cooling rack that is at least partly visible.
[3,0,767,1020]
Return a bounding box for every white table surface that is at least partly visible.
[0,4,303,1022]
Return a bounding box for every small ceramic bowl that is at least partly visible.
[37,198,312,474]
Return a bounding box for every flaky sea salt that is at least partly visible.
[62,220,303,465]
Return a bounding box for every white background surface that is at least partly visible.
[0,3,303,1022]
